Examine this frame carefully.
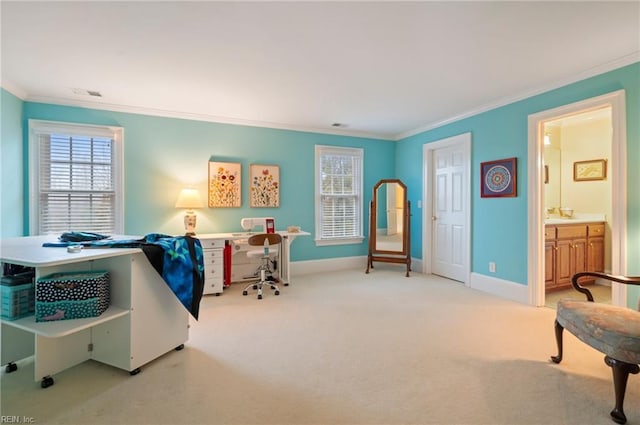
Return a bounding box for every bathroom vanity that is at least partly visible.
[544,220,605,291]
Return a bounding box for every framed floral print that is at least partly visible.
[480,157,517,198]
[250,164,280,207]
[208,161,241,207]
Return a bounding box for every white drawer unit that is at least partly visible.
[199,238,225,295]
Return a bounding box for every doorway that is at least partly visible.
[527,90,628,307]
[422,132,471,284]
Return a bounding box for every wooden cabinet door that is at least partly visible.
[571,237,588,274]
[544,241,556,289]
[588,236,605,272]
[556,239,573,287]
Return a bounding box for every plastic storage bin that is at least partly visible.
[1,282,35,320]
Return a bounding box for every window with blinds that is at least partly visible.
[29,120,124,235]
[315,145,364,245]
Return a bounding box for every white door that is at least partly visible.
[431,144,468,282]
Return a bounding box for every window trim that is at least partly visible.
[28,120,125,236]
[314,145,364,246]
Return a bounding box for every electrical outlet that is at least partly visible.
[489,262,496,273]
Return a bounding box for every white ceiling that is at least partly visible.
[2,1,639,140]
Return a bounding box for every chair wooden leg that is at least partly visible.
[605,356,639,424]
[550,319,564,364]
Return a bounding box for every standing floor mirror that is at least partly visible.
[366,179,411,277]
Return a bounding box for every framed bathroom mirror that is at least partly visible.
[366,179,411,276]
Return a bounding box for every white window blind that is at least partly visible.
[315,145,364,245]
[29,121,124,235]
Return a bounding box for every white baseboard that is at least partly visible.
[291,256,367,276]
[469,272,529,305]
[291,256,422,277]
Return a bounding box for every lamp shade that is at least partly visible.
[175,188,204,209]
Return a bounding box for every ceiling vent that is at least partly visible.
[72,88,102,97]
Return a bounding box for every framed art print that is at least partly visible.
[208,161,241,207]
[250,164,280,207]
[573,159,607,181]
[480,157,517,198]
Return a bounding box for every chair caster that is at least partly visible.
[243,290,248,296]
[175,344,184,351]
[274,290,280,296]
[41,376,54,388]
[5,362,17,373]
[258,294,263,300]
[129,368,141,376]
[252,285,258,290]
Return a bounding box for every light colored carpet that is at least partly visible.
[2,266,638,425]
[545,284,612,309]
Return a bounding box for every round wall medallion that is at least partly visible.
[485,165,511,192]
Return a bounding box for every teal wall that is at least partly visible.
[1,89,24,238]
[397,62,640,285]
[15,101,395,261]
[2,61,638,276]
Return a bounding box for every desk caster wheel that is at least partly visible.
[41,376,54,388]
[129,368,141,376]
[5,362,17,373]
[175,344,184,351]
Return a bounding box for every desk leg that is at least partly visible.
[281,236,290,286]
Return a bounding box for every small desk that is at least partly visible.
[197,230,309,293]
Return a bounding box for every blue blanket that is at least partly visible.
[43,234,205,319]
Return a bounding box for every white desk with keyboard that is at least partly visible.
[196,230,310,295]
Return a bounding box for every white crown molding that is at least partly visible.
[10,92,396,141]
[1,79,28,100]
[4,52,638,142]
[395,52,640,141]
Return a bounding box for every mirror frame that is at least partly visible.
[366,179,411,277]
[371,179,408,255]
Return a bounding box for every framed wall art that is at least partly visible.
[250,164,280,207]
[208,161,241,207]
[573,159,607,181]
[480,157,517,198]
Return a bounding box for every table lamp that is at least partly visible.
[175,188,204,236]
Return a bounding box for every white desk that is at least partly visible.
[1,235,189,387]
[197,230,309,291]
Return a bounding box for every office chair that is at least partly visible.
[242,233,281,299]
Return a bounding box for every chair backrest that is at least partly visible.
[247,233,282,247]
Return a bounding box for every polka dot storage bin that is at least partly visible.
[35,271,110,322]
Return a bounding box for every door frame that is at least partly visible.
[527,90,628,307]
[422,132,472,285]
